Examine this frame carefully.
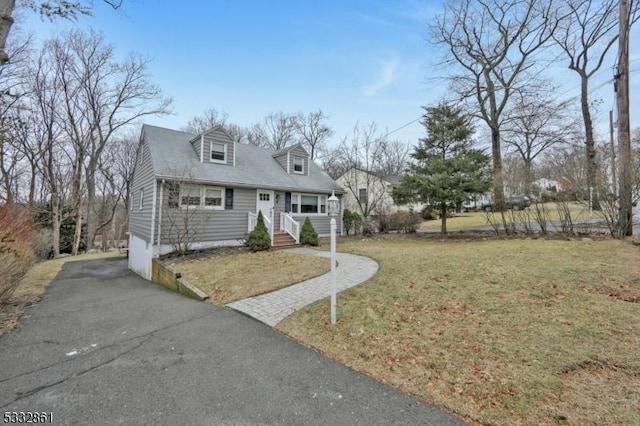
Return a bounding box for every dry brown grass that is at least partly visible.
[419,202,590,232]
[278,238,640,425]
[169,248,330,305]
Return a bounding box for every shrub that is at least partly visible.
[375,206,392,233]
[300,217,319,246]
[421,205,438,220]
[0,204,37,304]
[343,209,362,235]
[246,211,271,251]
[394,210,422,233]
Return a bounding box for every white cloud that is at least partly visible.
[362,59,399,96]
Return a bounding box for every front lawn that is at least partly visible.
[419,202,591,232]
[169,248,330,305]
[278,237,640,425]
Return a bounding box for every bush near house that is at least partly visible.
[300,217,319,246]
[246,211,271,251]
[0,204,37,304]
[343,209,362,235]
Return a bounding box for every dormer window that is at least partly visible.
[293,156,304,174]
[211,142,227,163]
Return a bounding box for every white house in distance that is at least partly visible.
[128,124,344,279]
[336,167,424,217]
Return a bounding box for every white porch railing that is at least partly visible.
[280,213,300,243]
[248,211,274,243]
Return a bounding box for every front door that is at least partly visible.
[256,189,274,221]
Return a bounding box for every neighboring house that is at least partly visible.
[533,177,573,194]
[128,124,343,279]
[336,168,423,217]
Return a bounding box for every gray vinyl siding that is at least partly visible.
[190,135,202,161]
[129,141,155,242]
[204,128,234,166]
[155,186,255,245]
[291,214,341,236]
[273,153,288,172]
[289,145,309,176]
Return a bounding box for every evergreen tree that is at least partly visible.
[393,102,491,234]
[246,211,271,251]
[300,217,319,246]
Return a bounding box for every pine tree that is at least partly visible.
[393,102,491,234]
[300,217,319,246]
[246,211,271,251]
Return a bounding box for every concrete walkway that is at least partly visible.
[227,248,379,326]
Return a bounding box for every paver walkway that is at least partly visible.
[227,247,378,326]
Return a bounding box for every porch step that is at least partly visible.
[272,231,298,249]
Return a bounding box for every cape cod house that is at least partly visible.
[128,124,343,279]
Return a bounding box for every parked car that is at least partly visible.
[482,195,531,212]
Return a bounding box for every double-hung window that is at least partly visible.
[204,188,222,207]
[210,142,226,163]
[180,186,200,207]
[293,156,304,174]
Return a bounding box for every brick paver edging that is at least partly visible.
[226,248,379,326]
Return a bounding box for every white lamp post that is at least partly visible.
[327,190,340,325]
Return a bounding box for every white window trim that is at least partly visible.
[210,141,227,164]
[139,189,144,210]
[179,185,225,210]
[293,156,305,174]
[290,193,327,215]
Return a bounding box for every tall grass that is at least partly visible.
[0,204,37,304]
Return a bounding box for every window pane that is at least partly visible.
[211,142,225,161]
[293,157,303,172]
[320,196,326,214]
[204,188,222,206]
[301,195,318,213]
[182,187,200,206]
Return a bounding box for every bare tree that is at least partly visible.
[0,0,123,64]
[296,109,333,160]
[431,0,558,211]
[49,29,171,254]
[181,107,229,134]
[336,122,404,219]
[551,0,639,210]
[501,85,579,195]
[250,111,299,151]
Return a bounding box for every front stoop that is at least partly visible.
[272,231,298,250]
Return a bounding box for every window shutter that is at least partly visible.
[225,188,234,209]
[285,192,291,212]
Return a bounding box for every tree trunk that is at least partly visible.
[581,74,601,210]
[440,203,448,235]
[524,158,533,197]
[85,169,96,251]
[70,157,84,255]
[51,195,61,257]
[491,126,505,211]
[0,0,15,65]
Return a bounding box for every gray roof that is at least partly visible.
[141,124,343,194]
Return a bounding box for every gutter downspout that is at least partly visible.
[149,179,158,277]
[157,179,164,247]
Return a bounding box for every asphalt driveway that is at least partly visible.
[0,258,465,425]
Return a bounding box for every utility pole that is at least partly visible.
[609,110,617,196]
[616,0,632,237]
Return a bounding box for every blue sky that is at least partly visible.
[16,0,639,149]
